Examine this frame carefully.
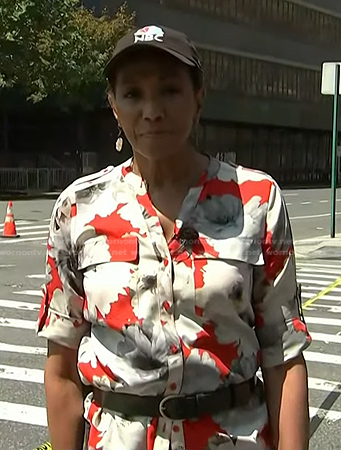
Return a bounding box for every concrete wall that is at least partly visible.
[203,92,333,131]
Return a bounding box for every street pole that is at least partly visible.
[331,64,340,238]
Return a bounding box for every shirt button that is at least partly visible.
[173,425,180,432]
[163,301,171,312]
[170,382,177,391]
[170,344,178,354]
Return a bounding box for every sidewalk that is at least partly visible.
[295,234,341,260]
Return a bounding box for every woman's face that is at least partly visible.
[109,49,204,160]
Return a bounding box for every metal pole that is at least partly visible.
[331,64,340,238]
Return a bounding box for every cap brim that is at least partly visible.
[104,42,198,78]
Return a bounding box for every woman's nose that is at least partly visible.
[142,99,164,122]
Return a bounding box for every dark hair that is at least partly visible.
[189,67,204,92]
[107,65,203,95]
[106,51,204,95]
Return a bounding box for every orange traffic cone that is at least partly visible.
[2,201,19,238]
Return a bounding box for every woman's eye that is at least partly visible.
[124,90,140,99]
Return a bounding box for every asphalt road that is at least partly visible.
[0,188,341,449]
[284,187,341,241]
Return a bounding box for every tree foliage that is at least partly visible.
[0,0,135,109]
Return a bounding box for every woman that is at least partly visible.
[37,25,311,450]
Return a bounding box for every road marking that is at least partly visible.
[16,224,49,230]
[298,279,333,286]
[309,407,341,422]
[304,286,341,293]
[0,265,15,268]
[297,263,341,269]
[309,332,341,344]
[302,293,341,301]
[13,290,42,296]
[298,273,338,280]
[0,317,36,330]
[303,276,341,309]
[0,224,49,232]
[306,304,341,313]
[0,401,47,426]
[0,342,46,355]
[301,292,316,298]
[301,201,312,205]
[16,231,49,237]
[26,274,45,279]
[305,351,341,365]
[283,193,298,196]
[297,267,341,275]
[0,299,40,311]
[320,200,329,203]
[0,364,44,384]
[308,377,341,393]
[304,316,341,327]
[15,220,35,225]
[291,212,341,220]
[286,202,292,206]
[0,237,47,244]
[0,221,35,227]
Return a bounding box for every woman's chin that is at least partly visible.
[136,140,183,159]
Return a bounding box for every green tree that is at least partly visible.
[0,0,135,108]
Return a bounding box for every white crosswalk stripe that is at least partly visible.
[296,261,341,302]
[0,402,47,427]
[0,364,44,383]
[13,290,42,296]
[0,342,47,355]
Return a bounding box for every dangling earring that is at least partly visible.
[116,125,123,152]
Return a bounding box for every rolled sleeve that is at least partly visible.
[37,190,90,349]
[252,181,311,368]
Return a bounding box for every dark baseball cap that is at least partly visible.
[104,25,203,78]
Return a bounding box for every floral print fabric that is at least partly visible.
[37,157,311,450]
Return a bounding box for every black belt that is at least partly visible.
[93,378,257,421]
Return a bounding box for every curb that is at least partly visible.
[294,234,341,258]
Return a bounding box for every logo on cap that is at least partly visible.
[134,26,164,44]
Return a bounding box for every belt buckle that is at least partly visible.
[159,394,184,420]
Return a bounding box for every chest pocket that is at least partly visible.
[77,235,139,325]
[192,236,264,319]
[78,235,139,270]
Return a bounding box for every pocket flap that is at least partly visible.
[78,235,138,270]
[199,236,264,266]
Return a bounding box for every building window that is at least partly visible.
[165,0,341,48]
[198,49,323,102]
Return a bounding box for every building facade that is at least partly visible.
[3,1,341,190]
[93,0,341,186]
